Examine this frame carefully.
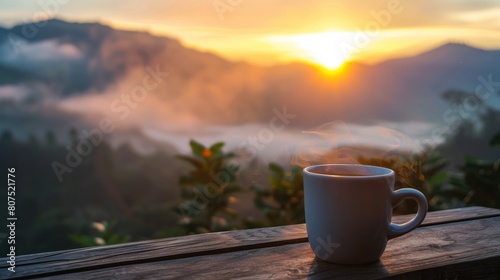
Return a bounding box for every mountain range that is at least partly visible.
[1,19,499,147]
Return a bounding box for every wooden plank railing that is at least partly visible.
[1,206,500,279]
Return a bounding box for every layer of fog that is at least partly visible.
[142,120,437,163]
[50,65,439,164]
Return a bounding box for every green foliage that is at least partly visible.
[174,140,241,233]
[1,129,15,143]
[437,89,500,164]
[446,133,500,209]
[70,221,129,247]
[0,128,183,255]
[252,163,304,226]
[460,157,500,207]
[435,90,500,209]
[358,151,461,213]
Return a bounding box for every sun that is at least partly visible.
[292,32,354,70]
[268,31,356,70]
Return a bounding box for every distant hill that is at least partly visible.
[368,43,500,121]
[1,19,499,135]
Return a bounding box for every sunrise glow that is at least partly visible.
[268,31,357,70]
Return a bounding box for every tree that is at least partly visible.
[174,140,241,233]
[0,129,14,143]
[45,130,57,147]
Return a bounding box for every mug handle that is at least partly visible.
[387,188,428,239]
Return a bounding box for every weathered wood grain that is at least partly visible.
[42,216,500,280]
[403,206,500,226]
[1,206,499,279]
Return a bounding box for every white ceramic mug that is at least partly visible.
[303,164,428,264]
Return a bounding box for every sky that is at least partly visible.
[1,0,500,68]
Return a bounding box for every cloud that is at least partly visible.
[0,40,83,82]
[0,85,30,102]
[0,39,83,68]
[59,0,500,32]
[449,6,500,27]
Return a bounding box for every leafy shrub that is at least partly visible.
[252,163,304,226]
[174,140,241,233]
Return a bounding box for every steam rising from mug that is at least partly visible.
[292,121,422,166]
